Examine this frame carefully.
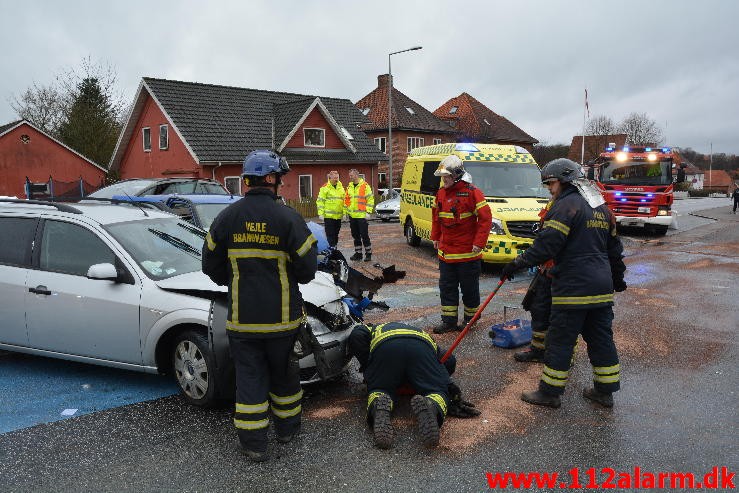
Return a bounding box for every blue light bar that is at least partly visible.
[455,143,480,152]
[645,147,652,152]
[641,199,647,202]
[662,147,669,152]
[606,147,614,152]
[615,192,622,196]
[622,146,630,152]
[646,194,653,197]
[621,199,627,202]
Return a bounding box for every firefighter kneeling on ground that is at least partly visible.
[348,321,479,450]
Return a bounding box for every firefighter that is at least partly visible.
[348,322,479,449]
[344,169,374,261]
[513,201,554,363]
[431,155,493,333]
[316,170,345,247]
[202,150,318,461]
[500,158,626,408]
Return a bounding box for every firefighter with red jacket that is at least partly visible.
[431,155,493,334]
[202,150,318,461]
[500,158,626,409]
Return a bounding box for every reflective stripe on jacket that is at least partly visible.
[317,181,345,219]
[344,179,374,218]
[202,188,318,337]
[430,181,492,263]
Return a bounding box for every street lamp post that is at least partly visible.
[388,46,422,191]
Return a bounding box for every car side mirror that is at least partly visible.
[87,263,119,282]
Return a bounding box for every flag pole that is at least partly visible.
[581,87,587,165]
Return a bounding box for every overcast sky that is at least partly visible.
[1,0,737,155]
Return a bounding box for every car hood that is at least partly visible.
[155,271,227,297]
[487,197,549,221]
[377,197,400,208]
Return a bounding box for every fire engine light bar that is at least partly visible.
[662,147,669,152]
[646,194,653,197]
[645,147,652,151]
[622,146,630,152]
[615,192,622,196]
[621,199,627,202]
[606,146,614,151]
[641,199,647,202]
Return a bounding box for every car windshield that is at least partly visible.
[105,218,206,280]
[88,180,160,198]
[192,203,232,231]
[465,162,550,198]
[599,160,673,186]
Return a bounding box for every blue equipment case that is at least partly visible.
[488,305,532,348]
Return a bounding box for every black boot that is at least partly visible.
[433,322,459,334]
[369,394,394,449]
[410,395,440,448]
[521,389,561,408]
[364,253,372,262]
[350,252,362,261]
[514,347,545,363]
[583,387,614,408]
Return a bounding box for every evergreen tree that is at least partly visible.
[57,77,121,166]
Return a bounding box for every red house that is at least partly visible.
[109,78,387,200]
[355,74,456,188]
[0,120,106,198]
[433,93,538,150]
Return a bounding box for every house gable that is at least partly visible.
[279,98,356,152]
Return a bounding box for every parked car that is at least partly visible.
[0,198,384,407]
[375,195,401,222]
[113,194,241,231]
[88,178,229,199]
[378,187,401,199]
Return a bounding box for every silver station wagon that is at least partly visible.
[0,199,360,407]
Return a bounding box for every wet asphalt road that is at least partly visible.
[1,201,737,492]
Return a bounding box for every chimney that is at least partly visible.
[378,74,393,88]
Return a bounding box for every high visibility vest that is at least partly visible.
[317,181,345,219]
[344,180,374,218]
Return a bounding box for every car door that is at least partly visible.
[25,218,143,364]
[0,216,37,346]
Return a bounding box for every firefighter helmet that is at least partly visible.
[434,155,466,181]
[540,158,584,184]
[242,150,290,178]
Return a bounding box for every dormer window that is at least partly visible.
[304,128,325,147]
[405,107,415,115]
[449,106,458,114]
[361,108,371,116]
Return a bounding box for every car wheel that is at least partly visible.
[171,330,218,407]
[405,219,421,247]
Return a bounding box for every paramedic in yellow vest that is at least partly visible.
[316,170,345,248]
[344,169,374,261]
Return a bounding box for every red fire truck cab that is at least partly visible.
[588,146,683,235]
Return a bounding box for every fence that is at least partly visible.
[285,193,387,219]
[25,176,106,200]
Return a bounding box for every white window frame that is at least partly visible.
[298,175,313,199]
[374,137,387,153]
[142,127,151,152]
[303,128,325,147]
[407,136,424,153]
[378,172,387,184]
[224,176,242,196]
[159,124,169,150]
[433,138,442,145]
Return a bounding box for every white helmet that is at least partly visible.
[434,155,466,181]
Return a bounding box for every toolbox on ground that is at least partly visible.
[488,306,532,348]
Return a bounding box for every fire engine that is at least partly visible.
[587,145,684,235]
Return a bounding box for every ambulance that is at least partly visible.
[399,143,550,263]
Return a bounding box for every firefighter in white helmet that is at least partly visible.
[430,155,492,333]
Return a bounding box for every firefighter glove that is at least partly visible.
[500,261,518,281]
[447,400,481,418]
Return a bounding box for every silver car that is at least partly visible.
[0,199,358,407]
[375,195,401,222]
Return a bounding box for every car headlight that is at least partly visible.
[490,218,505,235]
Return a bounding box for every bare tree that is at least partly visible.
[585,115,616,137]
[10,82,65,136]
[618,112,664,146]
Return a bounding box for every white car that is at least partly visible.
[0,199,363,407]
[375,195,401,222]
